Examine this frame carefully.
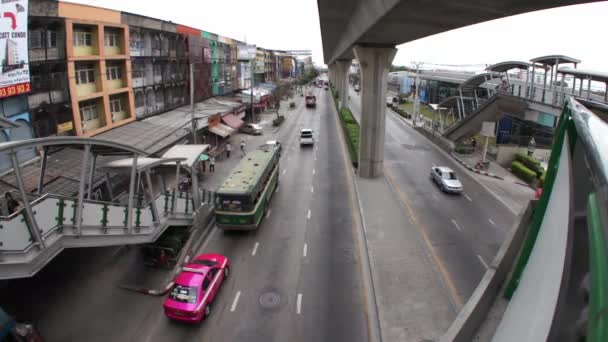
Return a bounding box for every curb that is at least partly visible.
[119,280,175,296]
[451,155,504,180]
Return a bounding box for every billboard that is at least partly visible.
[237,45,256,61]
[0,0,29,98]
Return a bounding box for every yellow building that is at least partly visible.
[60,2,135,136]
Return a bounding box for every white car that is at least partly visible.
[430,166,463,194]
[299,129,314,146]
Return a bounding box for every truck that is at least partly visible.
[305,95,316,108]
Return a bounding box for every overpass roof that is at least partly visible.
[558,67,608,83]
[459,72,502,90]
[487,61,532,72]
[530,55,581,66]
[437,96,461,109]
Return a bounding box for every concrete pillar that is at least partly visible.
[336,59,351,109]
[353,45,397,178]
[329,63,336,87]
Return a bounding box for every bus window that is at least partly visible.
[216,195,252,211]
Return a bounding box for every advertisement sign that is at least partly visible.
[481,121,496,137]
[0,0,29,99]
[237,45,256,61]
[57,121,74,134]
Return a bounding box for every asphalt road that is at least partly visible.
[0,86,369,342]
[347,86,518,304]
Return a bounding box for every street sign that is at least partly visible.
[0,0,30,99]
[481,122,496,137]
[237,45,256,61]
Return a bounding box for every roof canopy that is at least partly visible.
[487,61,532,72]
[161,144,210,168]
[101,157,186,172]
[0,137,147,155]
[530,55,581,66]
[459,72,503,90]
[437,96,461,109]
[559,67,608,83]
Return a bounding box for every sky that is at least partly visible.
[75,0,608,71]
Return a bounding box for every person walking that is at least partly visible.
[210,156,216,173]
[226,142,231,158]
[240,140,246,157]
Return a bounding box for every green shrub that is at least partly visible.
[514,153,543,176]
[540,172,546,186]
[337,107,360,167]
[511,161,537,184]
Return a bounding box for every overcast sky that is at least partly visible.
[77,0,608,71]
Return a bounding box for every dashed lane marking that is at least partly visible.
[303,243,308,257]
[489,218,496,226]
[464,194,473,202]
[230,291,241,312]
[307,209,311,220]
[451,219,462,231]
[251,242,259,256]
[477,254,488,269]
[297,293,303,315]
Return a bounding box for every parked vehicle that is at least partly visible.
[299,129,314,146]
[354,84,360,92]
[0,307,43,342]
[240,123,263,135]
[305,95,316,108]
[430,166,463,194]
[163,254,230,323]
[261,140,282,155]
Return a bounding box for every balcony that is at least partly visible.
[109,92,131,123]
[105,60,127,91]
[104,27,125,56]
[79,97,106,133]
[73,24,98,57]
[75,61,102,97]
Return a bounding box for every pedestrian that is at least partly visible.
[471,137,477,149]
[210,156,215,173]
[226,142,231,158]
[240,140,246,157]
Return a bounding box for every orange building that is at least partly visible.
[59,2,135,136]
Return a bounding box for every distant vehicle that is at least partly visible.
[299,129,314,146]
[324,85,328,90]
[305,95,316,108]
[163,254,230,323]
[430,166,463,194]
[240,123,263,135]
[262,140,281,154]
[386,96,398,107]
[215,147,279,230]
[354,84,360,92]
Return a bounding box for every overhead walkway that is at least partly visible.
[0,138,213,280]
[441,98,608,342]
[441,56,608,142]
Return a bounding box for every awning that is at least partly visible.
[237,111,246,119]
[161,144,210,168]
[222,113,244,130]
[208,123,235,138]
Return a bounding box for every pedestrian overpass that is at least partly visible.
[0,138,214,280]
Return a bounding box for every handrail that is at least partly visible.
[587,193,608,342]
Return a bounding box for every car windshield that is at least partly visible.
[443,172,457,180]
[191,259,218,267]
[169,284,198,303]
[301,132,312,138]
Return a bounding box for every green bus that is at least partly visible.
[214,146,280,230]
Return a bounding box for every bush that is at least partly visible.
[511,161,537,184]
[514,153,544,176]
[338,107,360,167]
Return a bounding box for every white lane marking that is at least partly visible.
[312,168,316,175]
[297,293,303,314]
[184,255,190,263]
[311,186,314,193]
[276,186,280,192]
[464,194,473,202]
[477,254,489,269]
[451,219,462,231]
[282,169,287,175]
[230,291,241,312]
[314,155,317,161]
[303,243,308,257]
[251,242,259,256]
[488,218,496,226]
[266,209,272,219]
[307,209,311,220]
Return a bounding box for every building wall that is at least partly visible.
[65,18,135,136]
[58,2,121,24]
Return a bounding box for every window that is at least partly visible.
[106,64,122,80]
[79,101,98,121]
[169,285,198,304]
[109,98,122,113]
[73,30,92,47]
[75,64,95,84]
[104,33,119,47]
[47,31,57,48]
[202,275,212,291]
[28,30,43,49]
[191,259,218,267]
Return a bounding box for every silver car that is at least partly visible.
[240,123,263,135]
[430,166,463,194]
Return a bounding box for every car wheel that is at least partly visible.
[224,266,230,279]
[204,304,211,318]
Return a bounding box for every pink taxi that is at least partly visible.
[163,253,230,322]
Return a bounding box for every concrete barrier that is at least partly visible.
[440,200,536,342]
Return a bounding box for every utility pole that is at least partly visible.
[413,61,421,125]
[190,63,197,144]
[250,59,254,122]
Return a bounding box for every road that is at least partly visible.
[347,86,518,303]
[0,86,369,342]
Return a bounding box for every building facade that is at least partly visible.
[60,2,135,136]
